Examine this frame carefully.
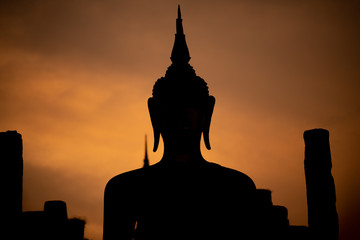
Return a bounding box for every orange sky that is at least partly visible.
[0,1,359,239]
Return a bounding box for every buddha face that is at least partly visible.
[159,104,204,147]
[148,96,215,152]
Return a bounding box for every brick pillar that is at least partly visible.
[304,129,338,240]
[0,131,23,218]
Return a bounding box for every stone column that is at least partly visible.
[0,131,23,215]
[0,131,23,238]
[304,129,338,240]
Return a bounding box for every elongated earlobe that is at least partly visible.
[148,98,160,152]
[153,130,160,152]
[203,96,215,150]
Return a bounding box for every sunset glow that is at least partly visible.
[1,1,359,239]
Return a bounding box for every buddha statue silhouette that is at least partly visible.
[103,6,257,240]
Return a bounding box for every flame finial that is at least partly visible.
[170,5,190,64]
[178,5,181,19]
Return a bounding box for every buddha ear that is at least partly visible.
[203,96,215,150]
[148,98,160,152]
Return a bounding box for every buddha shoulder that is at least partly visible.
[105,167,146,194]
[207,162,256,190]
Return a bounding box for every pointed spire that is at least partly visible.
[143,135,149,168]
[176,5,183,35]
[170,5,191,64]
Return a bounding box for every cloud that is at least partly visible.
[0,0,175,75]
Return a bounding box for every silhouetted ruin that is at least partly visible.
[0,130,87,240]
[0,131,23,237]
[143,135,150,168]
[304,129,338,240]
[22,200,86,240]
[104,5,338,240]
[0,131,23,216]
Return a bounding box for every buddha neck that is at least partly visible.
[160,147,206,167]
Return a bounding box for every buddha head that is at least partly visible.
[147,6,215,153]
